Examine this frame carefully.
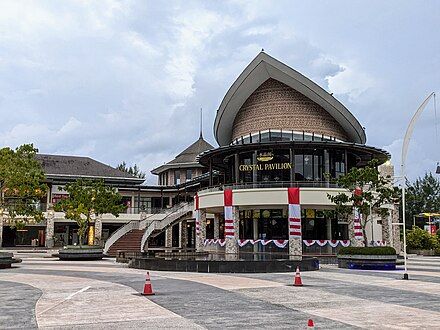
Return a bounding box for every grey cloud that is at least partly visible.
[1,1,440,184]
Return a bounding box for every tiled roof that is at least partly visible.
[167,137,214,165]
[35,154,143,182]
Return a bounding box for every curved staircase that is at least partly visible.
[106,229,144,257]
[104,202,193,257]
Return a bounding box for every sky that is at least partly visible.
[1,0,440,184]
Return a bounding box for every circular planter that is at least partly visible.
[0,252,22,269]
[128,255,320,273]
[338,254,397,270]
[57,246,104,261]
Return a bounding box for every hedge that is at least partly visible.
[338,246,397,255]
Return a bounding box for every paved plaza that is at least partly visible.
[1,252,440,329]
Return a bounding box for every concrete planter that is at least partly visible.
[57,246,104,261]
[128,256,320,273]
[338,254,397,270]
[0,252,22,269]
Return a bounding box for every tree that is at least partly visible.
[406,226,439,250]
[327,159,400,246]
[116,162,146,179]
[0,144,48,228]
[405,172,440,227]
[54,179,126,246]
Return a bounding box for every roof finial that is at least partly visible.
[199,107,203,139]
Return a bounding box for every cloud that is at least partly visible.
[1,1,440,185]
[327,62,377,101]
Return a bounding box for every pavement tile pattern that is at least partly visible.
[1,252,440,329]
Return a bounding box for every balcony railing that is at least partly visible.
[198,180,340,194]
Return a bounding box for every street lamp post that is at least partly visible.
[401,92,435,280]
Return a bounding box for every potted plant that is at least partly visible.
[54,179,126,260]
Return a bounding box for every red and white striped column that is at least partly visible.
[195,194,200,237]
[352,189,364,246]
[288,188,302,260]
[224,190,238,259]
[224,190,234,238]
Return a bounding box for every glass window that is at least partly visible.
[260,131,270,143]
[186,169,192,182]
[313,152,323,181]
[239,152,253,183]
[295,154,304,181]
[334,151,345,178]
[134,196,152,213]
[271,131,283,141]
[174,170,180,185]
[303,154,313,181]
[303,133,313,141]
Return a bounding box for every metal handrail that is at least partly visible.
[104,202,192,254]
[140,202,194,252]
[103,219,140,254]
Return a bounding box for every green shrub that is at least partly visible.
[435,247,440,256]
[338,247,396,255]
[406,226,439,250]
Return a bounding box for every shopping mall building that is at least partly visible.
[0,52,401,258]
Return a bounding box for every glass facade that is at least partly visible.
[216,208,349,240]
[231,129,342,145]
[225,147,357,185]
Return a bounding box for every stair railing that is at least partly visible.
[103,220,140,254]
[140,201,194,252]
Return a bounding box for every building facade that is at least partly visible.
[0,52,400,258]
[195,52,400,259]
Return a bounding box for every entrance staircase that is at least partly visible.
[106,229,144,257]
[140,202,194,252]
[104,202,193,257]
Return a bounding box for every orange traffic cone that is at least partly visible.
[142,271,155,295]
[307,319,314,327]
[294,266,303,286]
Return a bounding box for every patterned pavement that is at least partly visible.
[0,253,440,329]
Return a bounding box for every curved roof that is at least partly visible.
[214,52,366,146]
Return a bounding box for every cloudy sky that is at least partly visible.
[1,0,440,184]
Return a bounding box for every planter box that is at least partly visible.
[57,246,104,261]
[338,254,397,270]
[0,252,22,269]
